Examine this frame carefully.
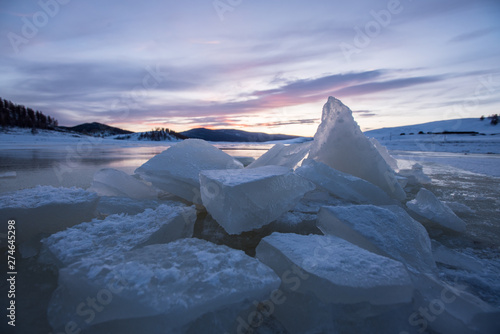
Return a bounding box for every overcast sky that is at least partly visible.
[1,0,499,135]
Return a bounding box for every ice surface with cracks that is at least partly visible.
[317,205,436,273]
[296,159,396,205]
[257,232,413,305]
[200,165,315,234]
[407,188,466,232]
[135,139,243,204]
[48,239,280,333]
[0,186,99,257]
[88,168,158,199]
[247,141,312,169]
[41,203,196,267]
[308,97,406,201]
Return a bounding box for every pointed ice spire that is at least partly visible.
[309,97,406,201]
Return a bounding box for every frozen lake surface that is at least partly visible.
[0,143,271,193]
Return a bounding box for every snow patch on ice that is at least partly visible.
[41,203,196,267]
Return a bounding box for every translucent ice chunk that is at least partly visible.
[370,137,399,171]
[200,166,315,234]
[296,159,397,205]
[308,97,405,201]
[88,168,158,199]
[247,141,312,169]
[317,205,436,273]
[406,188,466,233]
[256,232,413,305]
[135,139,243,204]
[48,239,280,333]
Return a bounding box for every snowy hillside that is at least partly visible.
[366,118,500,154]
[367,118,500,137]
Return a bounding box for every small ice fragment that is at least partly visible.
[406,188,466,233]
[89,168,158,199]
[247,141,312,169]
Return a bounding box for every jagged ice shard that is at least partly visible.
[135,139,243,204]
[407,188,466,233]
[309,97,406,201]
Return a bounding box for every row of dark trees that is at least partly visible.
[480,114,498,125]
[137,128,187,141]
[1,97,58,130]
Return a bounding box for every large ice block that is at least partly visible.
[317,205,436,273]
[88,168,158,199]
[296,159,396,205]
[48,239,281,333]
[41,203,196,267]
[0,186,99,258]
[308,97,406,201]
[256,233,413,305]
[200,166,315,234]
[135,139,243,204]
[407,188,466,233]
[247,141,312,169]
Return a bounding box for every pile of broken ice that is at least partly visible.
[2,97,498,333]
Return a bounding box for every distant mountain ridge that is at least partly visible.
[60,122,134,136]
[180,128,300,142]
